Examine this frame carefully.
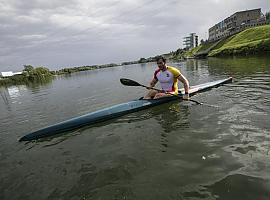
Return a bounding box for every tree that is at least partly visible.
[23,65,34,72]
[266,11,270,20]
[25,66,52,80]
[200,39,205,45]
[35,67,51,75]
[138,57,147,63]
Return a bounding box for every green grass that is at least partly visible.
[185,40,221,57]
[208,24,270,56]
[198,41,217,52]
[184,46,202,57]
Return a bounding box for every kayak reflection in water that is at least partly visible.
[144,56,190,100]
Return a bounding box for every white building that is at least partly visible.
[183,33,198,50]
[0,71,23,77]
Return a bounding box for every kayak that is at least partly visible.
[19,77,232,141]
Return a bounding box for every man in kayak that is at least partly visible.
[144,56,190,100]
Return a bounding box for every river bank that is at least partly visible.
[181,24,270,58]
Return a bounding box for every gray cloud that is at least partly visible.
[0,0,269,71]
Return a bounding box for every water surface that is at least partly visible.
[1,56,270,200]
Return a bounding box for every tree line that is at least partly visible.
[0,65,53,87]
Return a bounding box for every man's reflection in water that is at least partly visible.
[73,100,192,152]
[149,101,191,152]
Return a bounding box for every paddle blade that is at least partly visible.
[120,78,141,86]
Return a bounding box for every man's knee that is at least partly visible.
[154,93,165,99]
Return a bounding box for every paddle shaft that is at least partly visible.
[138,83,200,103]
[148,87,218,107]
[120,78,218,107]
[140,84,164,92]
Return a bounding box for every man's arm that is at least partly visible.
[177,74,189,94]
[149,78,158,88]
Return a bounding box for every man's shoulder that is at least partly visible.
[167,66,178,70]
[167,66,181,75]
[154,68,161,79]
[154,68,161,74]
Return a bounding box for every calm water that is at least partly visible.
[1,56,270,200]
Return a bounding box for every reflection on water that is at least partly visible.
[207,55,270,76]
[39,101,192,150]
[206,174,270,200]
[7,86,21,99]
[114,102,191,152]
[0,89,10,109]
[1,56,270,200]
[114,102,191,132]
[0,85,27,111]
[151,103,191,152]
[180,174,270,200]
[217,73,270,181]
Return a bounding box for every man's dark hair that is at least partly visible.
[156,56,166,63]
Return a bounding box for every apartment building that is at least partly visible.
[209,8,268,41]
[183,33,198,50]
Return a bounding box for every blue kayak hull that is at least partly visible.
[19,77,232,141]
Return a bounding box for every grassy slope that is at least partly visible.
[209,24,270,56]
[184,46,202,57]
[197,41,218,52]
[184,40,221,57]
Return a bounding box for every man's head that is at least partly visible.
[156,56,167,71]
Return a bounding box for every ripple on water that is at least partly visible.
[211,74,270,181]
[178,174,270,200]
[205,174,270,200]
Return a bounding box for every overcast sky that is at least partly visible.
[1,0,269,71]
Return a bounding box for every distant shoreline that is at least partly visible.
[49,57,159,75]
[0,58,157,87]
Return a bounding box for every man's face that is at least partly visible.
[157,59,166,71]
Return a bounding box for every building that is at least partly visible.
[0,71,23,77]
[183,33,198,50]
[209,8,269,42]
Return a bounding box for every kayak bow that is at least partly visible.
[19,77,232,141]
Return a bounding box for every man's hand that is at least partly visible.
[182,93,190,100]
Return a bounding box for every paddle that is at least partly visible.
[120,78,217,107]
[120,78,163,92]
